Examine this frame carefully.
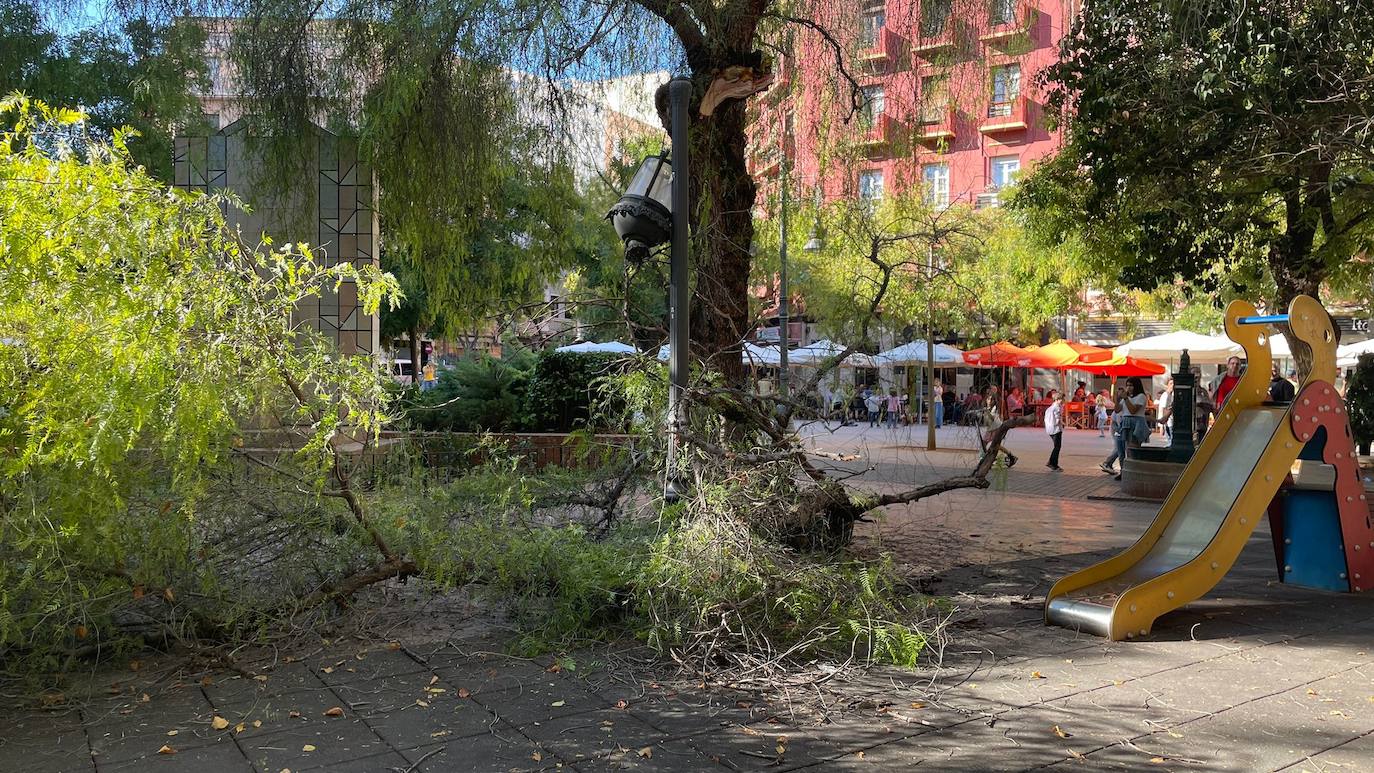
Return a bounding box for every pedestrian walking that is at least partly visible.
[1095,389,1112,437]
[884,389,901,429]
[1044,391,1064,471]
[1100,386,1128,474]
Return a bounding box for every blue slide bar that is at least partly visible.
[1237,314,1289,325]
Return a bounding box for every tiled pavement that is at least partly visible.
[5,488,1374,771]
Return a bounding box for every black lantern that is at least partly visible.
[607,153,673,263]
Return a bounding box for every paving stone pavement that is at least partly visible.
[5,490,1374,772]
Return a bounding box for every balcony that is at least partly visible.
[982,2,1037,44]
[915,105,957,143]
[913,19,958,59]
[859,113,899,150]
[858,27,902,67]
[979,95,1029,133]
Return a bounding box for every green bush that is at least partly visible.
[405,355,531,432]
[520,351,629,432]
[1347,353,1374,453]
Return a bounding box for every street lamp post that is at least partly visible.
[926,244,937,451]
[778,144,790,401]
[606,76,693,501]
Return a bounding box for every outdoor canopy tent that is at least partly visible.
[555,340,639,354]
[875,340,965,366]
[1113,330,1242,365]
[654,342,783,366]
[1337,339,1374,369]
[788,339,877,368]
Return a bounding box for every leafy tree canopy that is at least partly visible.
[1014,0,1374,312]
[0,0,207,178]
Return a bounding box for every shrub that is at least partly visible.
[520,351,629,432]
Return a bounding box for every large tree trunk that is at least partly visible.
[1270,172,1328,379]
[688,84,755,387]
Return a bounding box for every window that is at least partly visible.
[860,86,885,127]
[919,75,949,123]
[990,156,1021,189]
[860,0,886,47]
[991,0,1017,26]
[989,64,1022,116]
[923,163,950,207]
[920,0,952,37]
[859,170,884,203]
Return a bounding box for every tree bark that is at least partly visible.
[1270,170,1329,379]
[687,76,755,387]
[408,324,421,383]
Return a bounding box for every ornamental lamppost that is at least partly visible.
[607,77,692,501]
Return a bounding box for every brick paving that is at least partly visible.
[6,435,1374,771]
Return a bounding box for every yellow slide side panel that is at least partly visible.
[1107,419,1302,639]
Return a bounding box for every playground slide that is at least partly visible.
[1045,295,1341,640]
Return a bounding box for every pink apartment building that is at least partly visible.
[750,0,1073,210]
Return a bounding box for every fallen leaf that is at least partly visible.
[1112,680,1124,686]
[909,701,926,709]
[615,699,628,710]
[234,722,245,734]
[736,700,753,709]
[74,625,88,640]
[429,676,440,686]
[458,687,471,698]
[1068,749,1086,760]
[387,642,402,651]
[302,744,316,752]
[253,720,262,728]
[200,676,213,688]
[166,730,179,736]
[324,707,344,717]
[288,710,302,719]
[638,747,652,759]
[279,769,291,773]
[531,751,543,762]
[322,667,335,674]
[211,716,229,730]
[253,675,268,683]
[157,745,176,755]
[1030,671,1046,679]
[426,687,446,694]
[163,588,175,602]
[1053,725,1072,738]
[129,660,142,672]
[551,700,565,707]
[546,663,562,673]
[140,693,151,703]
[415,699,430,708]
[1150,757,1167,764]
[855,751,865,759]
[133,585,145,600]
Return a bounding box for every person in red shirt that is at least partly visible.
[1212,356,1243,407]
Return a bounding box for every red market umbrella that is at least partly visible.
[1079,354,1167,378]
[962,341,1051,368]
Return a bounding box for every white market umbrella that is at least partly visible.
[789,339,876,368]
[1114,330,1242,365]
[555,340,639,354]
[875,340,965,366]
[1338,339,1374,369]
[653,342,783,366]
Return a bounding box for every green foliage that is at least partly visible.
[1015,0,1374,307]
[1345,355,1374,449]
[522,352,631,433]
[372,457,937,666]
[404,355,534,433]
[0,97,398,672]
[0,1,207,178]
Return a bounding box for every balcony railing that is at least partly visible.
[982,1,1037,43]
[916,105,957,142]
[859,27,902,66]
[859,113,899,149]
[913,16,958,57]
[979,95,1029,133]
